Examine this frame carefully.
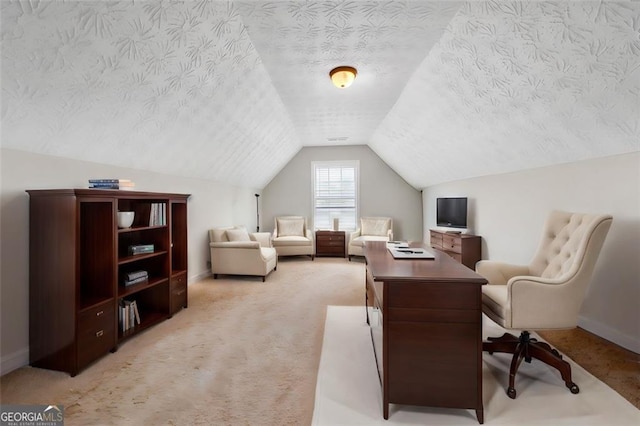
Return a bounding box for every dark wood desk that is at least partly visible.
[364,241,487,423]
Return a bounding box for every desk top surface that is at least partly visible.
[364,241,487,283]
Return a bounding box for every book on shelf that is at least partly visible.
[132,301,141,325]
[125,270,148,282]
[88,179,135,190]
[128,244,154,255]
[124,274,148,287]
[120,299,141,331]
[149,203,166,226]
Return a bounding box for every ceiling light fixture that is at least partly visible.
[329,66,357,89]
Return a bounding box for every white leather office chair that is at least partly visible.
[477,210,612,398]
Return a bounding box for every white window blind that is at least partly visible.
[312,161,359,231]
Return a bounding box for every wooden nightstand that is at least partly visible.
[315,230,346,258]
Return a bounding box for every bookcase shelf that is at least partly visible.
[27,189,190,376]
[117,250,168,265]
[119,311,166,340]
[118,277,169,298]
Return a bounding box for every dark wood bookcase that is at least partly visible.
[27,189,190,375]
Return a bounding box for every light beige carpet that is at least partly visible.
[1,258,364,425]
[312,306,640,425]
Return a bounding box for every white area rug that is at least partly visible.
[312,306,640,425]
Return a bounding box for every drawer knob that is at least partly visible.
[96,330,104,338]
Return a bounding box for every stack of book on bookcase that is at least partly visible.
[120,300,141,332]
[88,179,135,190]
[149,203,166,226]
[124,270,148,286]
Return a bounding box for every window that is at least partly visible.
[312,161,359,231]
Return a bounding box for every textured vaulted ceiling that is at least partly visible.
[2,1,639,189]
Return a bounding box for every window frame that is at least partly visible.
[311,160,359,232]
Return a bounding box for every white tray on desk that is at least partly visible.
[387,246,435,259]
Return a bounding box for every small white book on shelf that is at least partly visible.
[120,300,141,331]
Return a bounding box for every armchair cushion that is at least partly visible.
[361,217,392,237]
[226,228,251,242]
[276,217,305,237]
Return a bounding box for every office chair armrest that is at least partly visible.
[476,261,529,285]
[507,275,582,329]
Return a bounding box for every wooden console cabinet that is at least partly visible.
[27,189,190,375]
[365,241,486,423]
[430,229,481,269]
[315,230,345,258]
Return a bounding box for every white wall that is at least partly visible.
[422,152,640,352]
[262,145,423,241]
[0,148,260,374]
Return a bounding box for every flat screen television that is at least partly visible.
[436,197,468,229]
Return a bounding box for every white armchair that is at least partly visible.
[209,226,277,282]
[272,216,314,260]
[477,210,612,399]
[348,217,393,260]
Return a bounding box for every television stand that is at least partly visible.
[430,229,481,269]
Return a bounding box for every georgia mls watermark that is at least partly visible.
[0,405,63,426]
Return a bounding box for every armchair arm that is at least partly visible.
[476,260,529,285]
[251,232,272,248]
[349,228,361,243]
[386,229,393,241]
[305,228,313,240]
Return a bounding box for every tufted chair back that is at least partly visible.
[529,211,613,282]
[478,210,612,330]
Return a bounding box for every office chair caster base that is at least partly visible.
[507,387,517,399]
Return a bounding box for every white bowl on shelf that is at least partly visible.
[117,211,135,228]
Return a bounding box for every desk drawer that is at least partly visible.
[388,281,479,311]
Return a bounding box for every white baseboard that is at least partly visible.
[578,315,640,353]
[1,347,29,377]
[190,270,212,283]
